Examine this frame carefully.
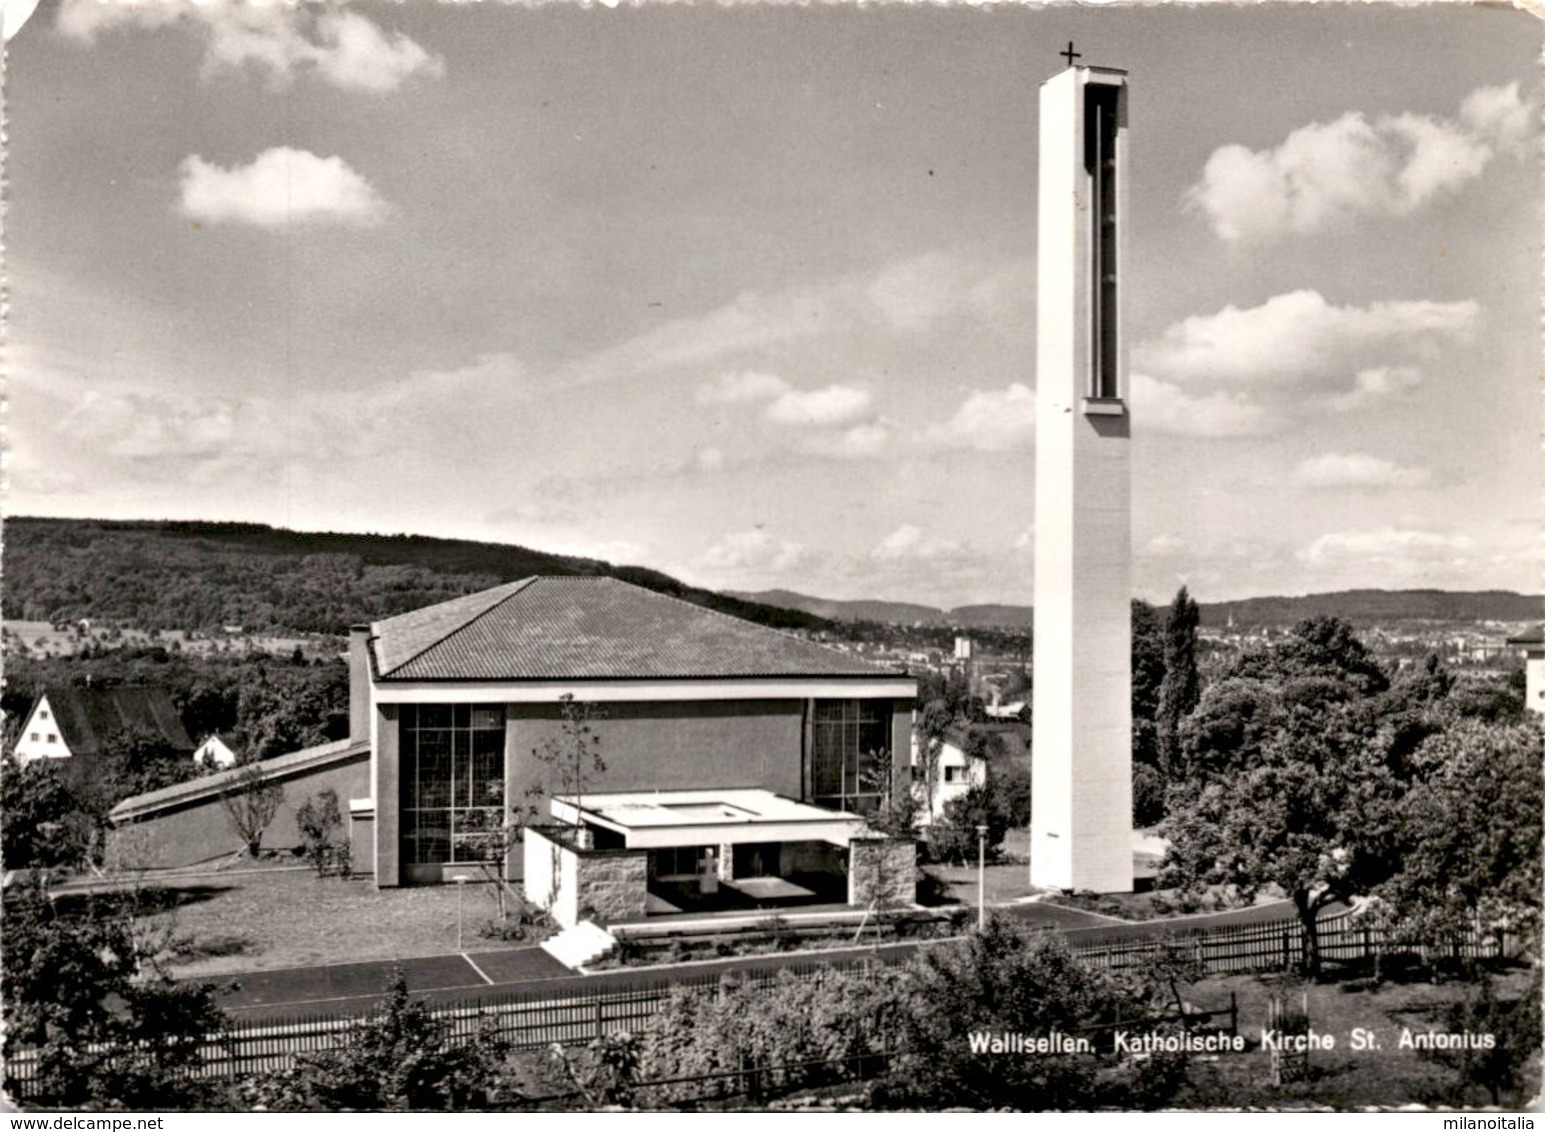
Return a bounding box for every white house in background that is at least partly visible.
[12,685,194,769]
[193,733,241,769]
[926,727,988,821]
[13,693,67,764]
[916,721,1032,823]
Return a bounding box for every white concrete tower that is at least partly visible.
[1030,59,1133,893]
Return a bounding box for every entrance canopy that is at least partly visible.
[550,788,865,849]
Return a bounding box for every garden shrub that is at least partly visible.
[295,789,349,877]
[242,972,509,1111]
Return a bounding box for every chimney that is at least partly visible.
[348,625,372,745]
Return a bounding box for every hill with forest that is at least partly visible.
[729,590,1036,628]
[1,517,833,636]
[1201,589,1541,627]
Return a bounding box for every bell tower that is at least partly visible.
[1030,58,1133,893]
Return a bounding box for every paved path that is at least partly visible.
[208,896,1330,1024]
[215,942,929,1023]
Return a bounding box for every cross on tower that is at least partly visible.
[1061,41,1081,66]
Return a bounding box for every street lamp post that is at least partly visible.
[453,874,469,951]
[976,824,988,931]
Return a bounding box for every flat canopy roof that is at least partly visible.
[550,788,866,849]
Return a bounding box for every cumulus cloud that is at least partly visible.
[1299,527,1474,572]
[46,384,301,487]
[1324,366,1424,412]
[871,524,965,562]
[695,370,791,405]
[61,388,240,462]
[1136,290,1476,390]
[57,0,443,93]
[765,384,873,427]
[701,529,806,574]
[927,383,1036,452]
[179,147,388,228]
[801,420,891,460]
[1187,84,1531,242]
[694,370,875,436]
[1129,374,1271,437]
[1291,452,1432,491]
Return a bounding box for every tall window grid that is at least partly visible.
[401,704,506,865]
[810,699,891,815]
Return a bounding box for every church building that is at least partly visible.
[111,577,916,912]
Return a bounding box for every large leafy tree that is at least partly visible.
[1160,718,1399,977]
[0,756,95,870]
[927,782,1009,864]
[100,725,200,803]
[235,662,349,761]
[1130,599,1167,727]
[2,878,227,1109]
[1379,718,1543,953]
[1161,618,1405,977]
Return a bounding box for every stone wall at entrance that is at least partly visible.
[847,836,917,910]
[524,825,649,929]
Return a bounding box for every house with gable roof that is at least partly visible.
[112,577,917,915]
[13,685,194,771]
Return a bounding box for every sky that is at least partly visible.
[5,0,1541,609]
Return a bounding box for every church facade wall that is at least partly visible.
[107,748,370,870]
[374,691,914,885]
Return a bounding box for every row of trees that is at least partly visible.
[914,591,1537,987]
[1158,616,1541,977]
[3,647,350,768]
[0,649,352,873]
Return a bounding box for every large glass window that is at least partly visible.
[401,704,506,865]
[811,700,891,814]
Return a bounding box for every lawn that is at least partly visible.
[925,860,1041,909]
[88,868,545,978]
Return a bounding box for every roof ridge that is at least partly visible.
[375,574,906,681]
[376,576,539,677]
[587,575,842,652]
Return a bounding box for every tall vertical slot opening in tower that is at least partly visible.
[1084,83,1120,401]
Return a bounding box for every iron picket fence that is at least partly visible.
[1069,911,1504,974]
